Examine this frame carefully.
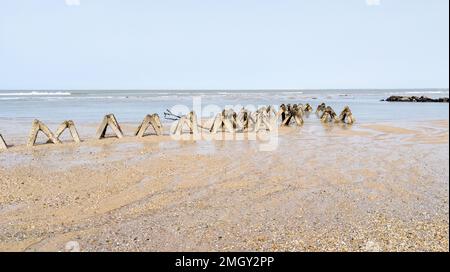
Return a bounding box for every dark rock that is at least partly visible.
[385,96,449,103]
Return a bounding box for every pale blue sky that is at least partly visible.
[0,0,448,90]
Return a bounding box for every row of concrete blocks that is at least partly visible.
[0,113,162,150]
[1,104,355,150]
[0,108,277,150]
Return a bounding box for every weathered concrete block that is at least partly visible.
[0,134,7,150]
[210,109,236,134]
[27,119,62,147]
[320,106,338,123]
[254,106,275,132]
[173,111,199,135]
[135,114,163,137]
[51,120,81,143]
[338,106,356,124]
[316,103,326,115]
[96,114,124,139]
[303,103,313,113]
[236,108,254,131]
[279,104,303,127]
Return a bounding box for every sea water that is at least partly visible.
[0,89,448,124]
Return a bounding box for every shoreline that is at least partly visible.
[0,118,448,151]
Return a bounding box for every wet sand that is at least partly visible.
[0,119,448,252]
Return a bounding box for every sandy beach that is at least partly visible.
[0,118,448,252]
[1,0,449,260]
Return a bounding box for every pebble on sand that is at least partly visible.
[64,241,81,252]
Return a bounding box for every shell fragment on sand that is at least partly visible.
[27,119,62,147]
[64,241,81,252]
[135,114,163,137]
[0,134,8,150]
[96,114,124,139]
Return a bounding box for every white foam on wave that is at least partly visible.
[0,91,72,96]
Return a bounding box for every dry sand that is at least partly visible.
[0,119,448,252]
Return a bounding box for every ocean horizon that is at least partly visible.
[0,89,448,123]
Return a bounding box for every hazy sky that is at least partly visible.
[0,0,448,90]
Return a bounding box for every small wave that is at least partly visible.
[0,97,22,100]
[278,91,304,94]
[0,91,72,96]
